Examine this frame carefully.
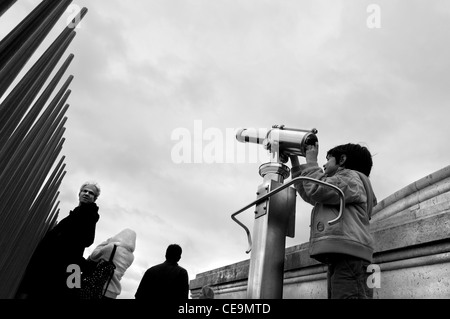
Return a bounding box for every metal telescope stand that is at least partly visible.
[232,155,345,299]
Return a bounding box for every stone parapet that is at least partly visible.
[190,166,450,299]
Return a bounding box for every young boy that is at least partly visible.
[289,142,377,299]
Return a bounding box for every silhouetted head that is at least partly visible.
[199,285,215,299]
[165,244,182,263]
[326,143,373,177]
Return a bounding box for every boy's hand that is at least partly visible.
[305,142,319,164]
[279,152,289,164]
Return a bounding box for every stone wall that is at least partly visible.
[189,165,450,299]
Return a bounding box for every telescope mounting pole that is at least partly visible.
[246,147,296,299]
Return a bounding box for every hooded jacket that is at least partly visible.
[89,228,136,299]
[291,163,377,263]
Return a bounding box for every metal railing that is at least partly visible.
[231,176,345,253]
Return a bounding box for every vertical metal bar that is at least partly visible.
[4,162,66,298]
[0,0,73,97]
[0,0,89,300]
[0,124,66,296]
[0,4,86,133]
[0,0,17,18]
[0,31,75,148]
[0,0,54,67]
[0,112,68,214]
[0,91,70,198]
[0,57,74,171]
[0,101,68,250]
[0,121,67,259]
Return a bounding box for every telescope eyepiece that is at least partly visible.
[304,132,318,147]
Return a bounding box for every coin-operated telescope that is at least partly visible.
[236,125,318,160]
[232,125,344,299]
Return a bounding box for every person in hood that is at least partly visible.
[87,228,136,299]
[290,142,377,299]
[16,181,101,299]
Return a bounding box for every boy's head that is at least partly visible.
[326,143,373,177]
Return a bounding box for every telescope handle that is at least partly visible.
[231,176,345,253]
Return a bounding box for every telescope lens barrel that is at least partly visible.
[236,126,318,157]
[235,128,267,145]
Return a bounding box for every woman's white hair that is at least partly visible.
[79,181,101,199]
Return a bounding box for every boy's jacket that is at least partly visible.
[291,164,377,263]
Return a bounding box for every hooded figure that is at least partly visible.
[88,228,136,299]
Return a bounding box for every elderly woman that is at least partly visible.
[17,181,101,299]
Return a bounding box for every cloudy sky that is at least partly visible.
[1,0,449,299]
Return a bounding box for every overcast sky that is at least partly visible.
[1,0,449,299]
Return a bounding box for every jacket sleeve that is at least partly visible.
[78,203,100,248]
[89,241,110,262]
[178,268,189,299]
[292,163,366,206]
[291,164,318,206]
[135,269,151,299]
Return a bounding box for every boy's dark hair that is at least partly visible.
[166,244,182,262]
[327,143,373,177]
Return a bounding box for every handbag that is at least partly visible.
[79,244,117,299]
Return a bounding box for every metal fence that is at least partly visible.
[0,0,87,299]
